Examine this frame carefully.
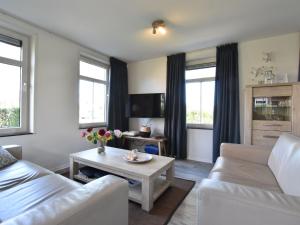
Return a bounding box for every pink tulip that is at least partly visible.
[105,131,111,138]
[80,131,87,137]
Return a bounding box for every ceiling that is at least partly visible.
[0,0,299,62]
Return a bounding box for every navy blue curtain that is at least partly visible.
[108,57,129,147]
[164,53,187,159]
[213,43,240,162]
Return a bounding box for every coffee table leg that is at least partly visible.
[158,142,162,156]
[166,164,174,183]
[142,178,154,212]
[70,157,79,180]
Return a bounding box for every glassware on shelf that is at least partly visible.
[251,66,276,84]
[264,70,275,84]
[253,96,291,121]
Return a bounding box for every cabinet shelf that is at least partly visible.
[244,83,300,147]
[253,96,291,121]
[254,106,290,108]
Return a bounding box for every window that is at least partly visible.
[79,56,109,128]
[0,29,30,136]
[186,64,216,129]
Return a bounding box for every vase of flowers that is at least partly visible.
[80,128,122,153]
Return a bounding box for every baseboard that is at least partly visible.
[187,156,212,164]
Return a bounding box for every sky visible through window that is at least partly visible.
[0,43,21,128]
[0,42,21,61]
[0,64,20,109]
[79,60,107,124]
[186,67,215,125]
[186,67,215,80]
[80,61,107,81]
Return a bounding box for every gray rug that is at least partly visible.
[129,177,195,225]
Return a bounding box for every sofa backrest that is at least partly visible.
[268,133,300,196]
[2,145,22,160]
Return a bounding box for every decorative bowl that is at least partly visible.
[123,153,153,163]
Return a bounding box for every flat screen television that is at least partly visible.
[128,93,165,118]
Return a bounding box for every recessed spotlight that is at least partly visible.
[152,20,166,35]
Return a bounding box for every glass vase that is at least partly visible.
[97,141,105,154]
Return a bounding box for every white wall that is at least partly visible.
[239,33,300,141]
[0,13,109,171]
[187,129,213,163]
[128,57,167,135]
[128,32,300,163]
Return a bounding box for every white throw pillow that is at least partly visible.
[268,133,298,178]
[268,133,300,196]
[0,146,17,169]
[277,143,300,196]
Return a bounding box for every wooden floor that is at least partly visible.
[168,160,213,225]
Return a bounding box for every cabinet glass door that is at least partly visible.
[253,96,291,121]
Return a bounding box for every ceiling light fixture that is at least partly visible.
[152,20,166,35]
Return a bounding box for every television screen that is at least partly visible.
[128,93,165,118]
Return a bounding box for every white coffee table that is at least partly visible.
[69,146,174,211]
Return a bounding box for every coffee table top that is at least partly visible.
[70,147,174,178]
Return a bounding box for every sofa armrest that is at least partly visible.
[197,179,300,225]
[220,143,272,165]
[3,145,22,160]
[2,175,128,225]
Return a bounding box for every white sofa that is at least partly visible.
[0,145,128,225]
[197,133,300,225]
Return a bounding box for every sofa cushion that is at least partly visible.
[0,160,53,192]
[268,133,299,180]
[0,174,81,222]
[268,133,300,196]
[209,171,282,192]
[275,143,300,196]
[210,157,281,192]
[0,147,17,169]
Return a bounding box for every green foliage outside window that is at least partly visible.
[0,108,20,128]
[187,111,200,124]
[187,111,213,124]
[202,111,213,124]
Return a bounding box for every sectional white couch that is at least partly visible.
[0,145,128,225]
[198,133,300,225]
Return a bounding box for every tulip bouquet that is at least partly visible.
[81,128,122,152]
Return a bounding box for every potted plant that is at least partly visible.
[81,128,122,153]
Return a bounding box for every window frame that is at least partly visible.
[0,27,30,136]
[79,55,109,129]
[186,63,216,130]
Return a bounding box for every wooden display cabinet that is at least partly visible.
[244,82,300,147]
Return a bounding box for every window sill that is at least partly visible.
[187,124,213,130]
[0,132,34,138]
[79,123,107,129]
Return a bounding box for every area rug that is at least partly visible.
[129,177,195,225]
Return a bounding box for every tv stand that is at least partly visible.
[123,136,167,156]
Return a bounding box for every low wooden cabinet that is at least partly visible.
[244,82,300,147]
